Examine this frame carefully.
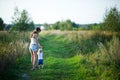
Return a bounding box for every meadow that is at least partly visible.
[0,30,120,80]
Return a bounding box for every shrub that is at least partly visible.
[103,7,120,31]
[0,31,29,80]
[98,36,120,79]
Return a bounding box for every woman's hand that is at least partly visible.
[38,43,42,48]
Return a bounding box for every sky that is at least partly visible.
[0,0,120,24]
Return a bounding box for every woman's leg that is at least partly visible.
[30,51,34,69]
[30,52,33,63]
[30,44,38,70]
[32,51,37,69]
[30,49,33,65]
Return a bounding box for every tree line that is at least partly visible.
[0,7,120,32]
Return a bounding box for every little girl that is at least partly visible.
[37,48,44,69]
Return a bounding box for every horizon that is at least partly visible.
[0,0,120,24]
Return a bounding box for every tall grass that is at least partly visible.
[39,31,120,79]
[0,30,120,80]
[0,31,29,80]
[65,31,120,55]
[97,36,120,79]
[49,30,120,79]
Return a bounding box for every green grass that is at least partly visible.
[0,31,120,80]
[15,33,82,80]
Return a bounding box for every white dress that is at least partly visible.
[29,34,38,52]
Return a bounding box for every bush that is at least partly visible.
[98,36,120,67]
[0,31,29,80]
[97,36,120,79]
[103,7,120,31]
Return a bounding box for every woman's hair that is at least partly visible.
[30,27,41,38]
[36,27,41,32]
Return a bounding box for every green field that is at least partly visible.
[0,31,120,80]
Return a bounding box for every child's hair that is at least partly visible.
[38,48,42,53]
[30,27,41,38]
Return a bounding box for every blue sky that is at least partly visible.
[0,0,120,24]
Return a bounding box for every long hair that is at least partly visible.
[30,27,41,38]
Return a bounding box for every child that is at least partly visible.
[37,48,44,69]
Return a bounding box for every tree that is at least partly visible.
[65,19,73,30]
[43,23,51,30]
[103,7,120,31]
[52,21,60,30]
[0,18,5,30]
[11,7,34,31]
[51,19,80,30]
[59,21,65,31]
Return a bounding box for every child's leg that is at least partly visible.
[38,59,40,69]
[41,64,44,68]
[42,59,44,68]
[38,65,40,69]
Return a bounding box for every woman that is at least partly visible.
[29,27,41,70]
